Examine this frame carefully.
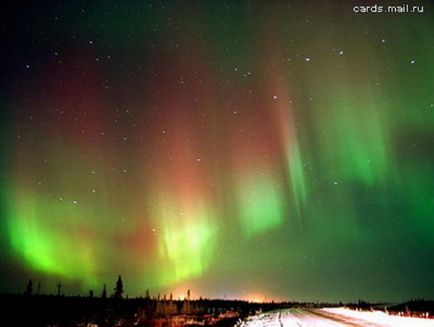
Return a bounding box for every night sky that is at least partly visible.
[1,1,434,302]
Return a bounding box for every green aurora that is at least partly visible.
[1,1,434,302]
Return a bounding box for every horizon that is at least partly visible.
[3,276,433,304]
[1,0,434,304]
[4,285,431,305]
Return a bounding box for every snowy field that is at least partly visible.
[237,307,434,326]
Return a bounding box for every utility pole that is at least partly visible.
[57,282,62,296]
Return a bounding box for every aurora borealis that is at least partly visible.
[1,0,434,302]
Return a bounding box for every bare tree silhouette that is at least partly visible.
[24,279,33,296]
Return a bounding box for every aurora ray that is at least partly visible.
[1,1,434,302]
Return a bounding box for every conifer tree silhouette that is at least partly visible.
[101,284,107,299]
[113,275,124,299]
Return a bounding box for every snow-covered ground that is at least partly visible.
[322,307,434,326]
[237,307,434,326]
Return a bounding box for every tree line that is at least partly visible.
[24,275,125,299]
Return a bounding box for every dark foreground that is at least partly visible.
[0,294,279,327]
[0,295,432,326]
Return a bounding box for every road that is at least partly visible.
[237,307,434,326]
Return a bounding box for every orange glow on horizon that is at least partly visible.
[242,292,278,303]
